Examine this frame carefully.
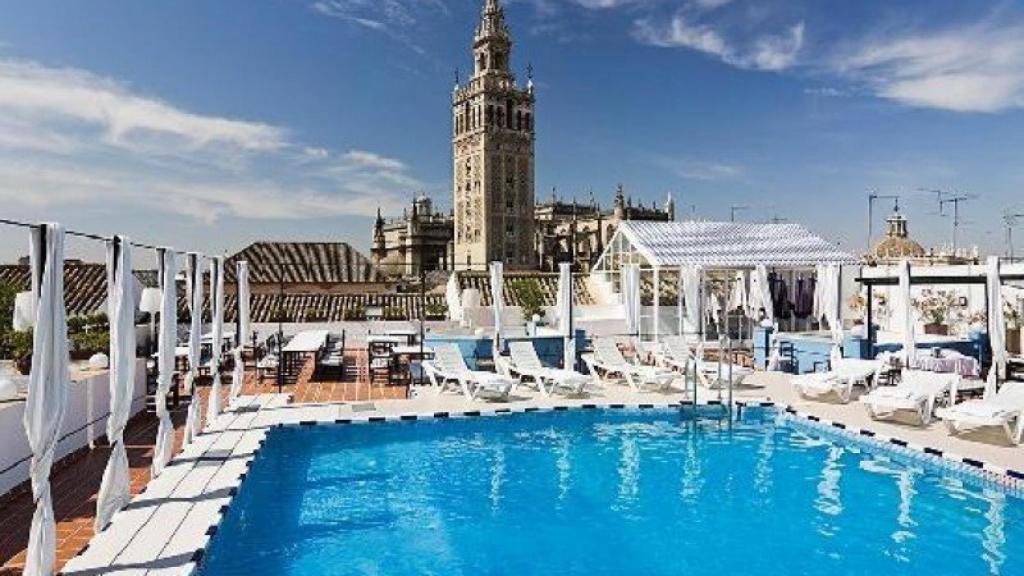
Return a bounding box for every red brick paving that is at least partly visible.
[0,351,406,575]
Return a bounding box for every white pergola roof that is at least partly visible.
[598,221,857,269]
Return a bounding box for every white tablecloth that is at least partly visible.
[283,330,329,353]
[911,353,980,377]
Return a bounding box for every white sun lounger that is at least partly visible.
[423,343,515,401]
[582,339,677,391]
[791,358,883,404]
[655,336,754,389]
[935,382,1024,444]
[506,341,590,396]
[861,370,959,425]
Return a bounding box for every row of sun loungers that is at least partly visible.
[424,335,753,402]
[792,358,1024,445]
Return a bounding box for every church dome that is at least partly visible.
[872,210,925,259]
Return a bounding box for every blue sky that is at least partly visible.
[0,0,1023,262]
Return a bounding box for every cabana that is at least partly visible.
[592,221,857,364]
[856,260,1024,394]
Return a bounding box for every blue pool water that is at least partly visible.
[201,409,1023,575]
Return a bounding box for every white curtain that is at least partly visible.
[489,261,504,348]
[754,264,782,370]
[897,259,917,366]
[22,223,69,576]
[95,236,136,531]
[206,256,225,424]
[445,272,463,322]
[183,253,203,445]
[729,271,747,313]
[557,262,574,370]
[229,261,250,403]
[623,264,641,338]
[679,266,701,336]
[815,264,844,366]
[986,256,1006,399]
[151,248,177,477]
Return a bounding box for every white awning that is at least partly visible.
[598,221,856,269]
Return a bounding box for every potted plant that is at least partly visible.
[343,305,366,321]
[424,302,448,321]
[509,278,546,324]
[913,289,959,336]
[11,328,34,375]
[1007,298,1023,355]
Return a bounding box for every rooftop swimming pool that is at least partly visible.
[201,408,1023,575]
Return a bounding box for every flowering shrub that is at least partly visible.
[1006,298,1023,330]
[912,289,961,325]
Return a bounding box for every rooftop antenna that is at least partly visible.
[925,189,974,253]
[729,204,749,222]
[867,191,900,253]
[1004,210,1024,260]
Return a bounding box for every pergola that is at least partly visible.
[592,221,857,343]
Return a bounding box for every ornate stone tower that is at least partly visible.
[452,0,535,270]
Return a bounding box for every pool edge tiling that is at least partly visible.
[59,395,1024,576]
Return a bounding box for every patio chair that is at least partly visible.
[861,369,960,425]
[582,338,677,392]
[935,382,1024,444]
[656,336,754,389]
[507,341,590,397]
[791,357,884,404]
[423,343,515,401]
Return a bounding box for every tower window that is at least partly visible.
[516,110,522,130]
[486,105,494,126]
[497,107,504,128]
[525,113,532,131]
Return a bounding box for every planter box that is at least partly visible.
[924,323,949,336]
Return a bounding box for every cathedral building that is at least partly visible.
[369,0,675,277]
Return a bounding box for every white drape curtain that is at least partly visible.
[896,259,917,366]
[680,265,701,337]
[622,264,641,338]
[557,262,574,370]
[95,236,136,531]
[815,264,844,367]
[151,248,177,477]
[986,256,1006,399]
[206,256,225,424]
[22,223,69,576]
[229,261,250,403]
[489,261,504,347]
[183,253,204,445]
[729,271,747,314]
[753,264,782,371]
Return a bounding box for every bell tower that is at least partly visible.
[452,0,536,270]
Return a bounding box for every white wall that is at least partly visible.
[0,358,147,497]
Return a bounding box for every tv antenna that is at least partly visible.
[923,189,974,253]
[1005,210,1024,260]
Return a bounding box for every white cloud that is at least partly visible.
[0,56,424,224]
[831,21,1024,113]
[0,59,286,153]
[650,155,742,181]
[633,14,804,71]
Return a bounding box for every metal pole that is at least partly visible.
[277,276,284,394]
[419,268,426,389]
